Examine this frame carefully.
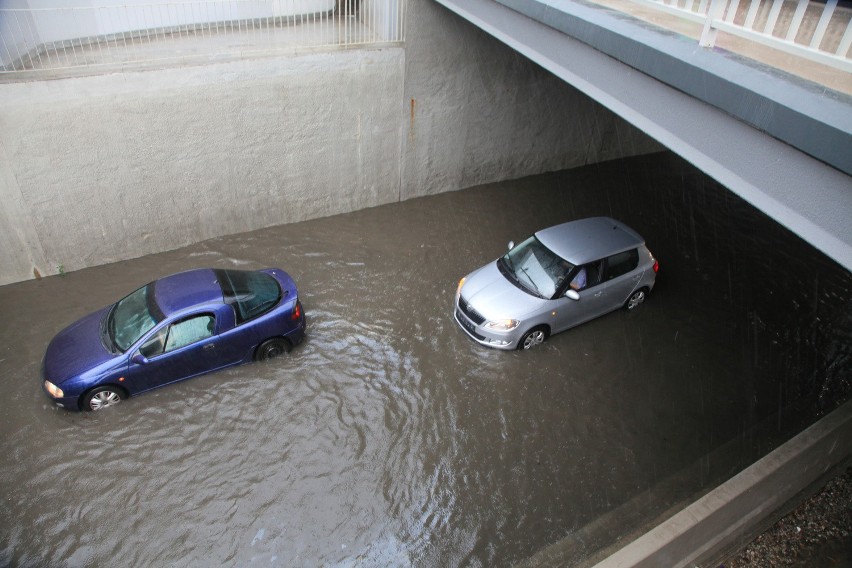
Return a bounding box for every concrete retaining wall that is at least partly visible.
[594,400,852,568]
[0,49,405,283]
[400,1,657,199]
[516,400,852,567]
[0,0,660,285]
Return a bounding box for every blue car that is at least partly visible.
[42,268,306,411]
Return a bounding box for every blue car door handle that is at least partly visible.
[203,343,216,351]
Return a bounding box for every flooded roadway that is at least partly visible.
[1,152,849,566]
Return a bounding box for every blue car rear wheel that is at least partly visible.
[255,338,291,361]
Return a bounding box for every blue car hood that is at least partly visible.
[43,307,118,385]
[462,261,545,320]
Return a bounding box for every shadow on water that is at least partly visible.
[0,152,849,566]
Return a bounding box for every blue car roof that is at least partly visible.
[153,269,223,316]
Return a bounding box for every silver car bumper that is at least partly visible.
[454,298,519,350]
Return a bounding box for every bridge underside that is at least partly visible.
[436,0,852,271]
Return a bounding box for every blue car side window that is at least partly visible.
[139,314,214,358]
[139,327,167,358]
[165,315,215,353]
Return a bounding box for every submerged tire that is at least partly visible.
[82,385,126,411]
[255,338,291,361]
[518,327,548,350]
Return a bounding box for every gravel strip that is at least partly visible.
[722,467,852,567]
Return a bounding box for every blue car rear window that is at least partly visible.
[215,269,282,325]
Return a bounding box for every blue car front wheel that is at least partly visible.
[82,385,126,411]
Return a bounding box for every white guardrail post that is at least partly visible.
[666,0,852,73]
[699,0,728,47]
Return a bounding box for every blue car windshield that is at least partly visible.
[501,236,573,299]
[108,284,163,352]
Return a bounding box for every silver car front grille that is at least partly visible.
[457,296,485,325]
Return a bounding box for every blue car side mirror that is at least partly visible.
[131,353,148,365]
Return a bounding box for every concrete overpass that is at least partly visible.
[434,0,852,272]
[430,1,852,565]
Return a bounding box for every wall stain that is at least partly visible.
[409,98,416,141]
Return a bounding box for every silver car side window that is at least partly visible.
[602,249,639,281]
[569,261,604,291]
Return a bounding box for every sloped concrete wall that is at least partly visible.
[401,1,659,200]
[0,1,660,286]
[0,50,405,284]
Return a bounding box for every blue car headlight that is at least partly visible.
[44,380,64,398]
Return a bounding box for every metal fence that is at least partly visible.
[1,0,406,74]
[629,0,851,71]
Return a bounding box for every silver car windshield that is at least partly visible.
[501,236,573,299]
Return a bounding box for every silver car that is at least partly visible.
[454,217,659,350]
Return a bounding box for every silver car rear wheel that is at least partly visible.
[626,289,647,310]
[519,328,547,350]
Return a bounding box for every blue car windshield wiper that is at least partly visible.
[102,306,118,353]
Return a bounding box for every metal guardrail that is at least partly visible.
[630,0,852,72]
[0,0,406,74]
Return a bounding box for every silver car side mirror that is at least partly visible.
[565,289,580,301]
[508,240,514,250]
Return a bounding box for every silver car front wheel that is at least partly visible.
[519,328,547,350]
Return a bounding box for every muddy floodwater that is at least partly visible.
[1,152,850,567]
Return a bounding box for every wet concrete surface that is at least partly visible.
[1,152,849,566]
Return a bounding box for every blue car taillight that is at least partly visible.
[291,300,303,321]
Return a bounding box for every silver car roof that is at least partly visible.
[535,217,645,265]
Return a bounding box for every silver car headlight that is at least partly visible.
[44,380,64,398]
[483,319,520,332]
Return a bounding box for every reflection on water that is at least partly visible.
[0,152,849,566]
